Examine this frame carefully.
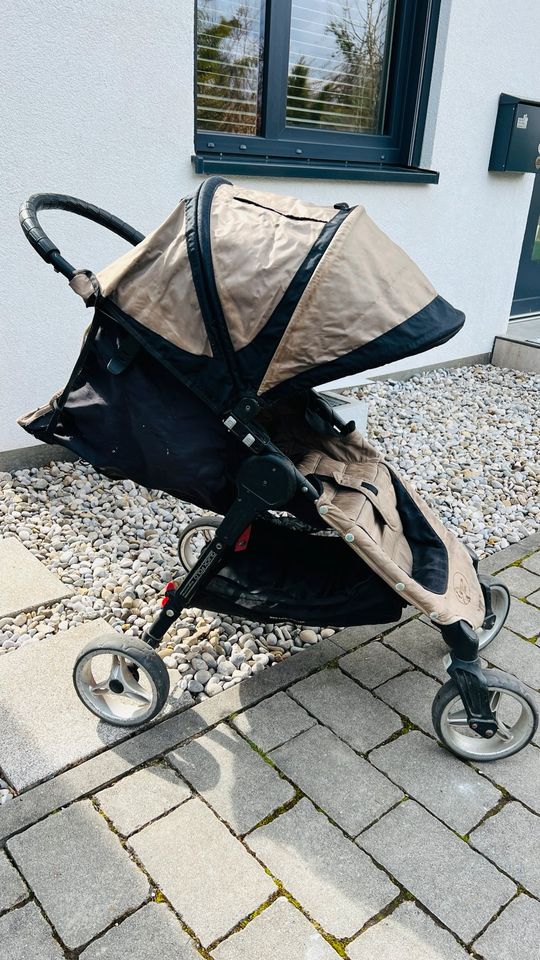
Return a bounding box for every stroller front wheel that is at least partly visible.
[432,669,537,761]
[73,635,170,727]
[475,575,511,651]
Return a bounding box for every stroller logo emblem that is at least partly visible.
[454,573,471,605]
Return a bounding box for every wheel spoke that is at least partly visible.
[490,690,502,713]
[116,657,152,705]
[495,721,513,742]
[89,680,111,696]
[447,708,469,727]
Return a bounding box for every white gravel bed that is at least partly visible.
[350,364,539,552]
[0,364,537,710]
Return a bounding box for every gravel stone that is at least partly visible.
[469,801,540,896]
[96,762,191,835]
[129,798,276,947]
[339,640,412,689]
[246,798,398,937]
[270,724,402,836]
[358,800,516,942]
[168,723,294,834]
[369,730,501,834]
[7,800,149,950]
[231,692,316,752]
[289,669,402,753]
[79,902,199,959]
[473,895,540,960]
[0,902,64,960]
[211,897,338,960]
[347,901,470,960]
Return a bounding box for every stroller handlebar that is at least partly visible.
[19,193,145,280]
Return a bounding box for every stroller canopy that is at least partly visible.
[97,177,465,414]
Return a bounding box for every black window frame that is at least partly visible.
[193,0,442,183]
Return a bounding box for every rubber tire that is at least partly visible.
[73,635,170,727]
[477,574,510,649]
[178,515,221,571]
[432,669,538,761]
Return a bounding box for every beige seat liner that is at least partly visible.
[261,403,485,630]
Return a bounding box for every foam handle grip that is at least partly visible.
[19,193,145,268]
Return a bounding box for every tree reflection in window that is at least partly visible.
[196,1,266,136]
[286,0,394,134]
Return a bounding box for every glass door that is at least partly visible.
[511,175,540,318]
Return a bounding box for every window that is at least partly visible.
[193,0,441,182]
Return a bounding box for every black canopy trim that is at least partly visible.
[234,204,353,390]
[261,295,465,403]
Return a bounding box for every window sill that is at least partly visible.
[192,154,439,184]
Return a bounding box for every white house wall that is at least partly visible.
[1,0,538,451]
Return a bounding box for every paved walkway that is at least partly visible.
[0,532,539,959]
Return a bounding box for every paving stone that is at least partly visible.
[246,797,398,938]
[469,801,540,896]
[7,800,149,950]
[369,730,501,834]
[211,897,339,960]
[270,724,402,836]
[231,692,316,752]
[0,536,73,616]
[130,797,275,947]
[0,707,206,847]
[476,744,540,813]
[168,723,294,834]
[473,894,540,960]
[0,849,28,912]
[482,628,540,690]
[80,902,198,959]
[0,642,340,846]
[96,762,191,835]
[505,598,540,639]
[333,609,416,651]
[359,800,515,943]
[289,669,402,753]
[0,902,64,960]
[527,588,540,609]
[522,552,540,576]
[339,641,412,689]
[0,619,131,790]
[347,900,470,960]
[376,670,441,735]
[383,619,449,682]
[496,566,539,598]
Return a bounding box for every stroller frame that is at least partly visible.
[18,190,537,760]
[145,396,500,741]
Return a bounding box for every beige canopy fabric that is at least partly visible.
[95,176,465,413]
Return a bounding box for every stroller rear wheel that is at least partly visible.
[178,515,221,571]
[73,635,170,727]
[432,669,537,761]
[475,575,510,651]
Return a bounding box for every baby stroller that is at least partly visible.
[19,177,537,761]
